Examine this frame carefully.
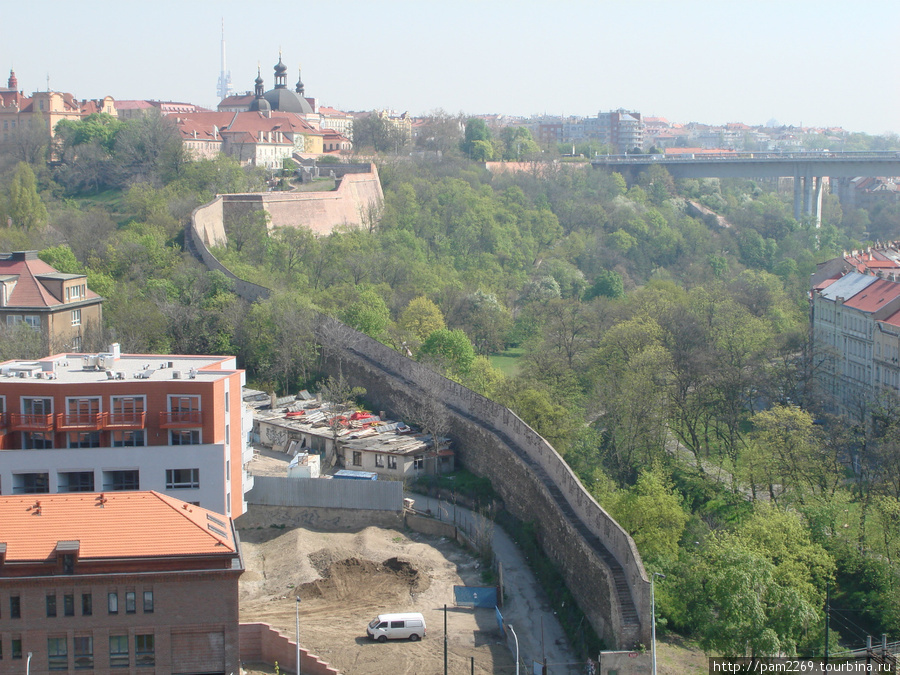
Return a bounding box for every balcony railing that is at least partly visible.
[105,412,146,429]
[56,412,105,431]
[9,413,55,432]
[158,411,202,428]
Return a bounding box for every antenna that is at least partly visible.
[216,18,233,101]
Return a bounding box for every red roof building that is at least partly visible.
[0,251,103,355]
[0,491,242,674]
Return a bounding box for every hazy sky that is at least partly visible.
[5,1,899,135]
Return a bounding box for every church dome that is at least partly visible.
[262,87,312,114]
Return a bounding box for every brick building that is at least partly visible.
[0,491,242,675]
[0,345,253,517]
[0,251,103,355]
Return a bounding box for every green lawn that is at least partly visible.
[490,347,526,377]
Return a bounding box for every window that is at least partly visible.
[108,592,118,614]
[125,591,136,614]
[59,471,95,492]
[112,430,144,447]
[170,429,200,445]
[10,595,20,618]
[166,468,200,489]
[135,634,154,666]
[24,315,39,330]
[47,593,57,617]
[22,432,52,449]
[109,635,129,668]
[110,396,145,425]
[143,590,153,613]
[352,451,362,467]
[414,455,424,470]
[11,638,21,659]
[68,431,101,448]
[72,335,82,351]
[71,309,81,326]
[74,636,93,669]
[374,454,384,468]
[64,593,75,616]
[48,636,68,670]
[387,455,397,470]
[103,470,139,491]
[82,593,92,616]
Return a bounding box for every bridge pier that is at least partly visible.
[793,171,824,227]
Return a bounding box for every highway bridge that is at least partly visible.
[591,151,900,223]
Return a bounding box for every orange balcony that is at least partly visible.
[56,412,105,431]
[106,412,146,430]
[9,413,55,432]
[158,410,202,428]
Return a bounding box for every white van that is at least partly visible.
[367,612,427,642]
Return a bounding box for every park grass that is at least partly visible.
[490,346,526,377]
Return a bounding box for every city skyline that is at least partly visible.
[5,0,899,135]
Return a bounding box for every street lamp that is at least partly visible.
[26,652,32,675]
[295,596,301,675]
[509,625,520,675]
[651,573,666,675]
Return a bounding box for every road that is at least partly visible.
[410,494,582,675]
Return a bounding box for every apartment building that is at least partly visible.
[0,251,103,355]
[0,345,253,517]
[811,270,900,418]
[0,491,242,675]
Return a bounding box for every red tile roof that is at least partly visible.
[0,253,100,308]
[0,491,235,562]
[842,278,900,312]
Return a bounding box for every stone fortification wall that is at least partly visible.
[185,203,271,303]
[313,317,651,649]
[191,164,384,249]
[186,173,650,650]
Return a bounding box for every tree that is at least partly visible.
[339,287,390,339]
[351,114,407,154]
[5,162,47,229]
[414,110,464,155]
[399,296,446,344]
[585,269,625,300]
[608,469,688,566]
[684,504,833,657]
[238,293,318,395]
[499,126,540,160]
[0,115,48,166]
[747,404,838,504]
[316,371,367,466]
[460,118,492,159]
[419,328,476,376]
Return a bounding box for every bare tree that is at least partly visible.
[316,372,367,467]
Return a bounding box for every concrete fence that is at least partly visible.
[247,475,402,511]
[240,623,340,675]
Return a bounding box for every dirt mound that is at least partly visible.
[297,556,429,604]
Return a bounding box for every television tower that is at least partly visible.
[216,19,233,101]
